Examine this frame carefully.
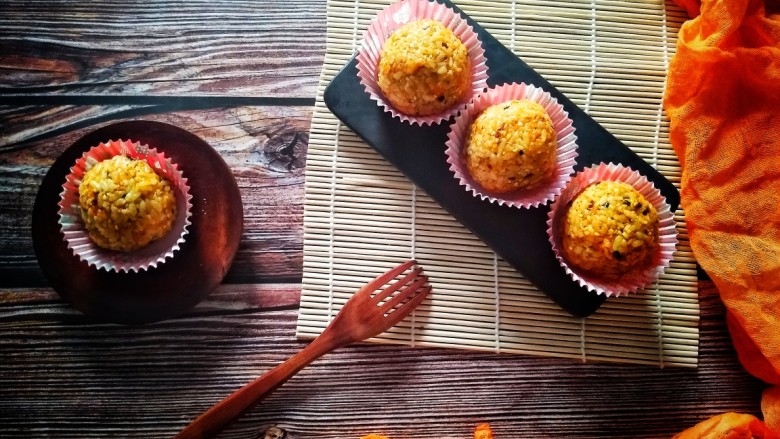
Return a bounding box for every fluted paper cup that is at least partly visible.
[546,163,678,297]
[356,0,489,125]
[445,82,578,208]
[58,139,192,273]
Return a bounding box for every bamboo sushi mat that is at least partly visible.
[298,0,700,367]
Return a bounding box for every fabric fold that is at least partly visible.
[665,0,780,384]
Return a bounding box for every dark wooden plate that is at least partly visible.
[32,120,243,324]
[323,0,680,317]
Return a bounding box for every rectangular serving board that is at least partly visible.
[323,0,680,317]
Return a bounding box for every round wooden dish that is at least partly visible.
[32,120,244,324]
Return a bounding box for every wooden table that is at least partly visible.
[0,1,768,437]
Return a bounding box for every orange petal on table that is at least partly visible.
[474,423,494,439]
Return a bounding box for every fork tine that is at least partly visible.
[379,275,428,314]
[373,266,423,303]
[383,284,432,327]
[356,260,417,296]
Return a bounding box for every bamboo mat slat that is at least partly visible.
[298,0,699,367]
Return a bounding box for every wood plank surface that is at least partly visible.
[0,0,326,98]
[0,283,766,439]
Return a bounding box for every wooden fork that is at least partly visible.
[174,260,431,439]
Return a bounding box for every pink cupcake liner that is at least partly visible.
[356,0,489,126]
[445,82,579,209]
[58,139,193,273]
[546,163,678,297]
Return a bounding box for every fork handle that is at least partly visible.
[174,330,348,439]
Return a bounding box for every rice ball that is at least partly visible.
[562,181,659,278]
[377,19,471,116]
[465,100,557,193]
[79,155,177,252]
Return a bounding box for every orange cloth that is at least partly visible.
[665,0,780,384]
[664,0,780,436]
[765,386,780,432]
[674,388,780,438]
[674,0,702,17]
[672,412,776,439]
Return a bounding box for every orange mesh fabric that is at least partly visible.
[672,389,780,438]
[665,0,780,436]
[672,412,777,439]
[664,0,780,384]
[764,387,780,432]
[674,0,702,17]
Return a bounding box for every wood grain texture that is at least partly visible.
[0,282,766,439]
[0,105,150,149]
[0,0,326,97]
[0,1,770,437]
[0,106,308,287]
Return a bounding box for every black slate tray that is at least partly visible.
[323,0,680,317]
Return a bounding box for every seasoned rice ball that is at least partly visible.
[79,155,177,252]
[465,100,557,193]
[377,19,471,116]
[562,181,659,278]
